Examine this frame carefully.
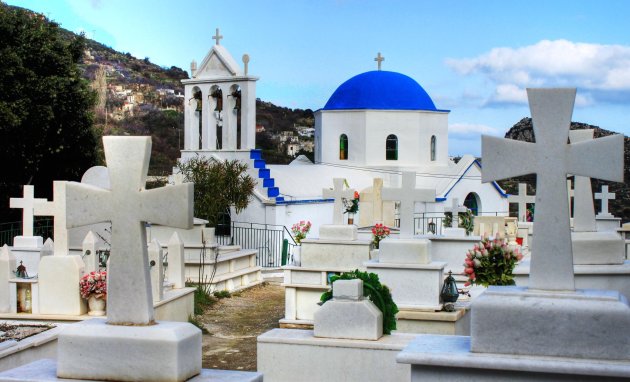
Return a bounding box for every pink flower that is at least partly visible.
[464,267,474,275]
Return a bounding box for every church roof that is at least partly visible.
[322,71,446,111]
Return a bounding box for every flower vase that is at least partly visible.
[87,295,106,316]
[347,213,355,225]
[291,245,301,266]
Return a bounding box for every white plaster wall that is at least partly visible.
[316,110,366,165]
[441,165,508,215]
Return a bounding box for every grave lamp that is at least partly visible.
[428,220,436,234]
[440,271,459,311]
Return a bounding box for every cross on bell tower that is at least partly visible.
[374,52,384,71]
[212,28,223,45]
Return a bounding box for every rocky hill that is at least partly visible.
[500,118,630,223]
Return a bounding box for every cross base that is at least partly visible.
[443,227,466,238]
[471,286,630,360]
[57,318,202,382]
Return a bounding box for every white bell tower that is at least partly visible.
[181,28,258,153]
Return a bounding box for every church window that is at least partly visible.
[386,134,398,160]
[464,193,480,216]
[340,134,348,160]
[430,135,436,161]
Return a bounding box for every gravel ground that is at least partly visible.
[198,282,285,371]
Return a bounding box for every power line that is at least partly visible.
[309,160,483,181]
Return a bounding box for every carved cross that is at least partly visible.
[374,52,384,71]
[322,178,355,225]
[508,183,535,222]
[481,88,624,291]
[595,185,615,218]
[382,172,435,239]
[66,137,193,325]
[444,198,468,229]
[10,185,47,237]
[33,181,69,255]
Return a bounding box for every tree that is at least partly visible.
[0,4,98,221]
[177,157,256,227]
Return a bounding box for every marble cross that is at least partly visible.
[360,178,384,224]
[481,88,624,291]
[444,198,468,229]
[569,129,597,232]
[595,185,615,218]
[322,178,355,225]
[33,181,69,255]
[374,52,384,71]
[10,185,47,237]
[212,28,223,45]
[382,172,435,239]
[567,179,575,217]
[508,183,535,222]
[65,137,193,325]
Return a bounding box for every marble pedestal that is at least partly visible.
[318,224,357,241]
[471,286,630,360]
[572,231,625,265]
[56,318,202,382]
[38,255,86,316]
[442,227,466,237]
[10,236,45,276]
[397,335,630,381]
[596,216,622,232]
[300,238,371,268]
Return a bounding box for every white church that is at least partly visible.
[177,31,508,237]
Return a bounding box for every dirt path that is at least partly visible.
[199,282,285,371]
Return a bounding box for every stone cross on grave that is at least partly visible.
[444,198,468,229]
[570,129,597,232]
[212,28,223,45]
[10,185,47,237]
[481,88,624,291]
[508,183,535,222]
[382,172,435,239]
[322,178,355,225]
[66,137,193,325]
[595,185,616,218]
[33,181,69,255]
[374,52,384,71]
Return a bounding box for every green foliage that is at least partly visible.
[177,156,256,227]
[444,209,475,235]
[188,314,209,334]
[191,284,216,315]
[320,269,399,335]
[0,4,98,220]
[213,290,231,299]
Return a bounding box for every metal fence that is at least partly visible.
[0,219,54,247]
[412,211,509,235]
[215,221,296,268]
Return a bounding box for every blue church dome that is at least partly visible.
[323,71,439,111]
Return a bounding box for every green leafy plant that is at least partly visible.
[188,314,209,334]
[320,270,398,335]
[213,290,231,299]
[463,237,523,287]
[444,209,475,235]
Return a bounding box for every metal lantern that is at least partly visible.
[440,270,459,305]
[428,220,436,234]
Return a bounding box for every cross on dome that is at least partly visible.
[212,28,223,45]
[374,52,384,71]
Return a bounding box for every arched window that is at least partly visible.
[386,134,398,160]
[430,135,436,161]
[464,193,480,216]
[339,134,348,160]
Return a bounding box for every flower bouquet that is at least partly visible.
[79,271,107,299]
[291,220,312,245]
[343,191,360,214]
[371,223,391,249]
[463,237,523,287]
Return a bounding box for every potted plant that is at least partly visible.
[80,271,107,316]
[463,236,523,287]
[343,191,360,224]
[290,220,312,266]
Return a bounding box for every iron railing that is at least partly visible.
[0,219,54,247]
[410,211,509,235]
[215,221,296,268]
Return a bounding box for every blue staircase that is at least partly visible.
[250,149,283,202]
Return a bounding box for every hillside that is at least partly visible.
[500,118,630,223]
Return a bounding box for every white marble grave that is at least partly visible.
[508,183,534,222]
[398,88,630,380]
[442,198,467,237]
[382,172,434,239]
[595,185,622,232]
[0,246,16,313]
[167,232,186,289]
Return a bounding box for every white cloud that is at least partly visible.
[446,39,630,105]
[449,123,502,137]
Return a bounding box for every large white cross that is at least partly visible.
[10,185,47,237]
[374,52,384,71]
[33,181,69,255]
[444,198,468,229]
[595,185,616,218]
[322,178,355,225]
[508,183,535,222]
[65,137,193,325]
[212,28,223,45]
[382,172,435,239]
[569,129,597,232]
[482,88,624,291]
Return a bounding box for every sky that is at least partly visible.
[5,0,630,156]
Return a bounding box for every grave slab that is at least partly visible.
[378,238,431,264]
[318,224,357,241]
[300,238,371,269]
[38,255,86,316]
[572,231,625,265]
